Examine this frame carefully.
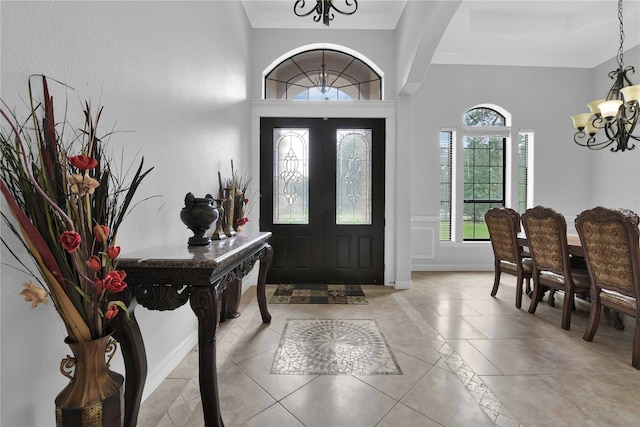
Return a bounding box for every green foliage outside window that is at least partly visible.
[463,108,505,240]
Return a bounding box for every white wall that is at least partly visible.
[0,1,252,425]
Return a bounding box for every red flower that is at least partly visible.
[105,304,119,320]
[102,270,127,293]
[69,155,98,170]
[106,246,121,259]
[86,255,102,272]
[243,197,249,204]
[114,269,127,282]
[93,225,110,243]
[59,231,82,253]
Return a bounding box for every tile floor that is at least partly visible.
[136,271,640,427]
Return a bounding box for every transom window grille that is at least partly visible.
[265,49,381,100]
[463,107,506,127]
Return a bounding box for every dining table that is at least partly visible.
[516,232,623,330]
[517,233,584,257]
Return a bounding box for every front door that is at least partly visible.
[260,117,385,284]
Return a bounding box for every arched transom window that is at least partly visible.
[265,49,381,101]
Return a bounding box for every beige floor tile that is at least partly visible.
[380,322,442,364]
[166,348,199,380]
[445,340,501,375]
[280,375,396,427]
[401,366,495,426]
[463,293,530,316]
[471,335,631,375]
[355,349,434,400]
[605,370,640,392]
[420,314,487,340]
[540,372,640,426]
[376,402,442,427]
[239,403,305,427]
[228,321,282,364]
[137,378,191,426]
[138,273,639,426]
[217,364,277,425]
[481,374,601,427]
[410,298,482,316]
[460,313,574,339]
[236,349,319,401]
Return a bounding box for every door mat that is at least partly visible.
[269,284,369,305]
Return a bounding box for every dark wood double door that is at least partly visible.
[260,117,385,284]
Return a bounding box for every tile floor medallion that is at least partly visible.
[271,318,402,375]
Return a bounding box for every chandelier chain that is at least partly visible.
[618,0,625,67]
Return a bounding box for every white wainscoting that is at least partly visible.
[411,216,438,269]
[411,215,495,271]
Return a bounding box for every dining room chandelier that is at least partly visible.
[570,0,640,152]
[293,0,358,27]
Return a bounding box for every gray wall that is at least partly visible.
[409,45,640,270]
[589,46,640,211]
[410,61,615,270]
[250,29,397,100]
[1,1,252,425]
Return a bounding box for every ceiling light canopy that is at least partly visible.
[293,0,358,27]
[570,0,640,152]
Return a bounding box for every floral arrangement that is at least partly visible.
[0,75,153,343]
[218,159,252,232]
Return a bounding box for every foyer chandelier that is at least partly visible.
[570,0,640,152]
[316,63,330,94]
[293,0,358,27]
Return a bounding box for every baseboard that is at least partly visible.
[411,264,493,271]
[140,329,199,402]
[393,280,412,289]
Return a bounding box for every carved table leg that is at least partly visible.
[112,299,148,427]
[257,244,273,323]
[190,284,225,427]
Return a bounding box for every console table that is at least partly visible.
[112,232,273,427]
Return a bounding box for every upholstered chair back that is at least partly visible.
[485,207,521,264]
[576,207,640,301]
[522,206,570,277]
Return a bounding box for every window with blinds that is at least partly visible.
[518,131,533,213]
[440,130,453,241]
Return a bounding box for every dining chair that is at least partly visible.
[575,206,640,369]
[485,207,532,308]
[521,206,591,330]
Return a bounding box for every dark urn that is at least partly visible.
[180,193,219,246]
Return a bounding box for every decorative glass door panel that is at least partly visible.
[273,128,309,224]
[336,129,372,225]
[261,117,385,284]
